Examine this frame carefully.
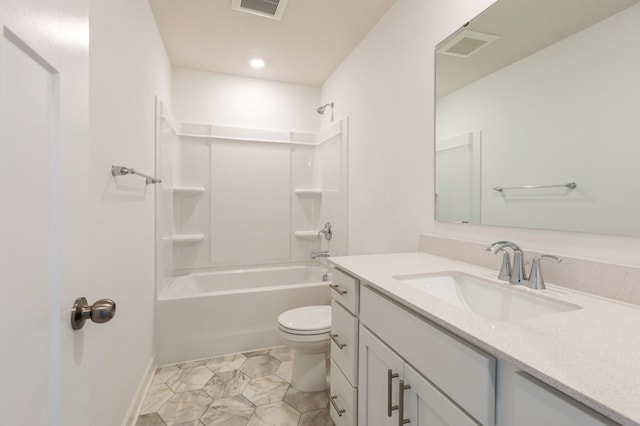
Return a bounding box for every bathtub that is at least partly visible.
[155,264,331,364]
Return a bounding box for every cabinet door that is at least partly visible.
[403,364,478,426]
[496,360,617,426]
[359,326,404,426]
[361,286,495,425]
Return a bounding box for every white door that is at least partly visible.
[0,0,90,425]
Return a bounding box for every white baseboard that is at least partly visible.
[122,355,157,426]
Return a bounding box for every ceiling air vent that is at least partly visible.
[437,29,499,58]
[231,0,289,21]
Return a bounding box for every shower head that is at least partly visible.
[316,102,334,115]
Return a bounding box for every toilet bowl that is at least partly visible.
[278,305,331,392]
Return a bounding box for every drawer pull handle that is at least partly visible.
[330,333,347,349]
[329,284,348,295]
[329,395,346,416]
[388,369,399,417]
[398,380,411,425]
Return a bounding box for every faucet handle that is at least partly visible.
[318,222,333,241]
[528,255,562,290]
[497,249,512,281]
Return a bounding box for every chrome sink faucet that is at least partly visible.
[486,241,527,285]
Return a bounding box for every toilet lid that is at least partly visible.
[278,305,331,335]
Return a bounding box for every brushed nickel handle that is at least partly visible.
[71,297,116,330]
[330,333,346,349]
[388,369,399,417]
[398,379,411,425]
[329,284,347,295]
[329,395,346,417]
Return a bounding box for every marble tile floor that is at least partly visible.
[136,346,335,426]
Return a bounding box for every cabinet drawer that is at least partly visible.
[330,267,359,314]
[331,300,359,386]
[330,359,357,426]
[360,286,496,426]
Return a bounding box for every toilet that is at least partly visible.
[277,305,331,392]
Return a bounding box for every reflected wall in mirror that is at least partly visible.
[435,0,640,236]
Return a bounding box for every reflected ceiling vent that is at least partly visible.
[437,29,499,58]
[231,0,289,21]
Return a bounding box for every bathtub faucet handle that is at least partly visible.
[318,222,332,241]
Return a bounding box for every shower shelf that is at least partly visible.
[294,188,323,197]
[294,231,320,240]
[164,234,205,246]
[171,186,205,196]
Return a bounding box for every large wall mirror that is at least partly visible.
[435,0,640,236]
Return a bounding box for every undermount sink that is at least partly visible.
[393,271,579,322]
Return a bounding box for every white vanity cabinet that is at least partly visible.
[329,254,629,426]
[329,267,360,425]
[359,285,496,426]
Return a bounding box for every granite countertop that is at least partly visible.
[329,252,640,426]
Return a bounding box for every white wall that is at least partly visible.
[172,67,321,132]
[437,4,640,236]
[323,0,640,269]
[321,0,490,255]
[89,0,171,424]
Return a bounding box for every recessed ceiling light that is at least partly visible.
[250,58,265,69]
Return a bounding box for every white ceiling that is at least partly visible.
[148,0,398,87]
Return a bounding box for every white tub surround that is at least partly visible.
[156,118,348,276]
[155,264,331,364]
[329,252,640,426]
